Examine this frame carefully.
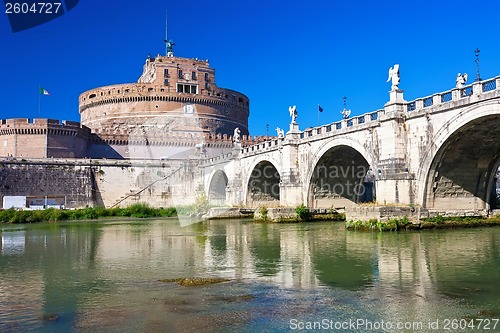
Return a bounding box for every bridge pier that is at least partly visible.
[278,124,303,207]
[375,90,416,205]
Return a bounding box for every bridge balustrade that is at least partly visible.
[236,76,500,159]
[482,79,496,92]
[441,91,452,102]
[423,96,433,107]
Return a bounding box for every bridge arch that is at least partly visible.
[306,137,377,208]
[244,159,281,208]
[418,102,500,211]
[207,169,229,206]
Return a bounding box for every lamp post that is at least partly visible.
[475,48,481,82]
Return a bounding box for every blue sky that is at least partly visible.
[1,0,500,135]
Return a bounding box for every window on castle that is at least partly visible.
[164,79,169,86]
[164,69,169,77]
[177,84,197,94]
[178,69,183,78]
[205,82,210,90]
[192,71,197,80]
[204,73,209,81]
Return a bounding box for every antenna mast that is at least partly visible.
[165,10,168,55]
[164,10,174,57]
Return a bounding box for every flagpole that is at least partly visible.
[38,84,41,117]
[317,104,321,126]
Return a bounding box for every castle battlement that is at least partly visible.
[79,83,248,114]
[1,118,90,132]
[0,118,90,158]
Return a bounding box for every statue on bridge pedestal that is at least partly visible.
[456,73,468,89]
[340,96,351,119]
[387,64,400,91]
[289,105,297,124]
[233,127,241,143]
[276,127,284,138]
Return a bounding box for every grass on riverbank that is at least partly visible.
[0,203,177,224]
[346,215,500,231]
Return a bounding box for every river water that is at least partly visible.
[1,219,499,332]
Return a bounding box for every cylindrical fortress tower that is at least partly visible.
[79,55,250,142]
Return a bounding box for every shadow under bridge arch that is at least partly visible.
[308,145,373,209]
[208,170,228,206]
[423,114,500,211]
[246,161,281,208]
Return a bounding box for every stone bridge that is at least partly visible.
[202,76,500,216]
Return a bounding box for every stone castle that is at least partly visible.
[0,52,264,160]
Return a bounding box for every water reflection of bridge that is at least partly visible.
[1,220,499,330]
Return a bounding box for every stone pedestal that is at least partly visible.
[232,142,242,156]
[388,89,405,103]
[288,122,299,133]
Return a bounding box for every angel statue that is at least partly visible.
[456,73,468,89]
[276,127,285,138]
[164,39,175,57]
[233,127,241,143]
[289,105,297,124]
[340,108,351,119]
[387,64,400,91]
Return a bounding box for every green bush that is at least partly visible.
[159,207,177,217]
[194,193,209,214]
[259,206,268,221]
[0,209,17,223]
[295,204,311,221]
[0,202,177,224]
[81,207,98,220]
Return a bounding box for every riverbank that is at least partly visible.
[3,203,500,233]
[346,215,500,231]
[0,203,177,223]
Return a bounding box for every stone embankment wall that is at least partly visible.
[0,158,202,209]
[0,160,94,208]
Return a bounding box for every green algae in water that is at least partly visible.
[159,277,230,286]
